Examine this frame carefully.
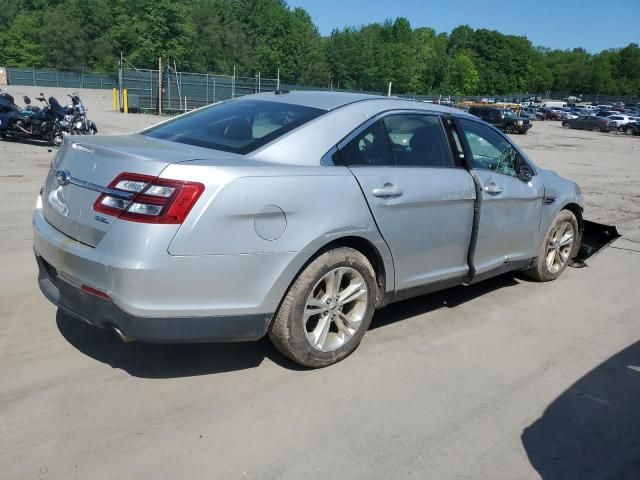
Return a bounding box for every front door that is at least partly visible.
[340,114,476,292]
[456,117,544,275]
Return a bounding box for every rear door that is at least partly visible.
[487,109,501,128]
[455,117,544,275]
[340,113,476,292]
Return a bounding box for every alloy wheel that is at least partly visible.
[303,267,368,352]
[546,221,575,274]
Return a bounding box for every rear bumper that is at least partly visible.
[31,199,301,343]
[36,253,271,343]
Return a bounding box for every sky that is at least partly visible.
[287,0,640,53]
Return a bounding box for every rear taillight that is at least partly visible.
[93,173,204,224]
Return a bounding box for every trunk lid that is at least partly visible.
[42,134,230,246]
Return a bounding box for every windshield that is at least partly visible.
[143,99,325,154]
[503,109,517,118]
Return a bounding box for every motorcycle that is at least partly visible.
[0,90,97,146]
[64,93,97,135]
[0,92,64,147]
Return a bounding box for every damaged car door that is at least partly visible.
[456,118,544,277]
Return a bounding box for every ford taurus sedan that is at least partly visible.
[34,91,584,367]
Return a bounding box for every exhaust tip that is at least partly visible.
[110,325,132,343]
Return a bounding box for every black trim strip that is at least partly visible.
[448,117,481,282]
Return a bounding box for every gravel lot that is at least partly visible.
[1,87,639,480]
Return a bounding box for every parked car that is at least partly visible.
[539,108,562,120]
[595,110,619,117]
[619,121,639,136]
[606,114,633,128]
[518,110,537,121]
[562,115,616,132]
[523,107,545,120]
[468,106,532,134]
[34,92,584,367]
[542,101,567,109]
[556,111,578,120]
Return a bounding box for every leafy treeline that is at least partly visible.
[1,0,638,96]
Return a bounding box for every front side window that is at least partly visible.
[143,99,325,154]
[458,118,523,177]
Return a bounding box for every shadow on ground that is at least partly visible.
[522,340,640,480]
[57,273,522,378]
[370,273,519,330]
[56,310,304,378]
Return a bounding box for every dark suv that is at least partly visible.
[468,106,532,134]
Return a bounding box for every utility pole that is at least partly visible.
[158,57,162,115]
[387,82,392,98]
[118,51,124,111]
[232,64,236,98]
[277,68,280,90]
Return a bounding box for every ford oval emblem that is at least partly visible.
[56,170,71,186]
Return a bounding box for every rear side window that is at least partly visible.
[341,120,394,166]
[382,114,453,167]
[143,99,325,154]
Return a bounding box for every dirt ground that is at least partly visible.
[1,87,639,480]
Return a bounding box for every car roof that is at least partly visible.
[243,90,463,116]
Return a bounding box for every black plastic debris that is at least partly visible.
[570,220,621,268]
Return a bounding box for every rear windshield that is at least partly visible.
[143,99,325,154]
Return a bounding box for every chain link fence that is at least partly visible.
[6,67,117,89]
[5,67,638,112]
[109,67,279,112]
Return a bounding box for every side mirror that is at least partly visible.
[518,165,533,183]
[23,96,31,105]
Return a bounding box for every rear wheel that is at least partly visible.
[623,126,635,136]
[524,210,579,282]
[268,247,377,368]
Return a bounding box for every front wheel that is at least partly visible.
[268,247,377,368]
[523,210,580,282]
[48,129,64,147]
[562,121,571,128]
[505,124,516,134]
[622,126,635,136]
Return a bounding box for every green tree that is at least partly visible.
[444,52,479,95]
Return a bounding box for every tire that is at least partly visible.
[523,210,580,282]
[562,122,571,128]
[591,126,600,132]
[48,129,64,147]
[505,124,516,134]
[623,126,634,136]
[268,247,377,368]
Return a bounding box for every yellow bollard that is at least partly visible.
[123,89,128,114]
[112,88,117,112]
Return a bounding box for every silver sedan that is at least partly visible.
[34,91,583,367]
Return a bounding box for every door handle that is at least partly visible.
[484,183,503,195]
[372,183,403,198]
